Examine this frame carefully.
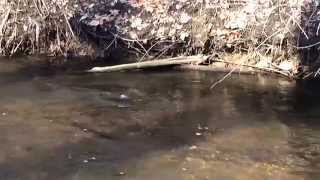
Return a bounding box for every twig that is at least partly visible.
[11,37,23,55]
[210,68,236,89]
[56,24,63,54]
[285,12,309,40]
[255,29,282,50]
[113,33,150,58]
[0,7,11,36]
[154,43,176,59]
[138,40,173,62]
[57,4,75,38]
[104,36,117,51]
[40,0,49,13]
[315,68,320,77]
[32,0,43,17]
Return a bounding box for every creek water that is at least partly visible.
[0,59,319,180]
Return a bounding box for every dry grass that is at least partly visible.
[0,0,81,56]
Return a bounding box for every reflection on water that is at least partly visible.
[0,61,319,180]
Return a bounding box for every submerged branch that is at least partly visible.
[178,62,293,78]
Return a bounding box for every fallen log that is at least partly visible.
[87,54,294,79]
[87,55,208,73]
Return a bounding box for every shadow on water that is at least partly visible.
[0,60,320,180]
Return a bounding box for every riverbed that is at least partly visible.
[0,59,319,180]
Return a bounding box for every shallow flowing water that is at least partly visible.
[0,59,319,180]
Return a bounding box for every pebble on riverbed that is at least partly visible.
[115,171,126,176]
[117,104,130,108]
[181,167,187,171]
[120,94,129,100]
[82,156,97,163]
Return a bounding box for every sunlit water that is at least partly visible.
[0,59,319,180]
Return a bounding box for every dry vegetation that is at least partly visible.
[0,0,92,56]
[1,0,320,77]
